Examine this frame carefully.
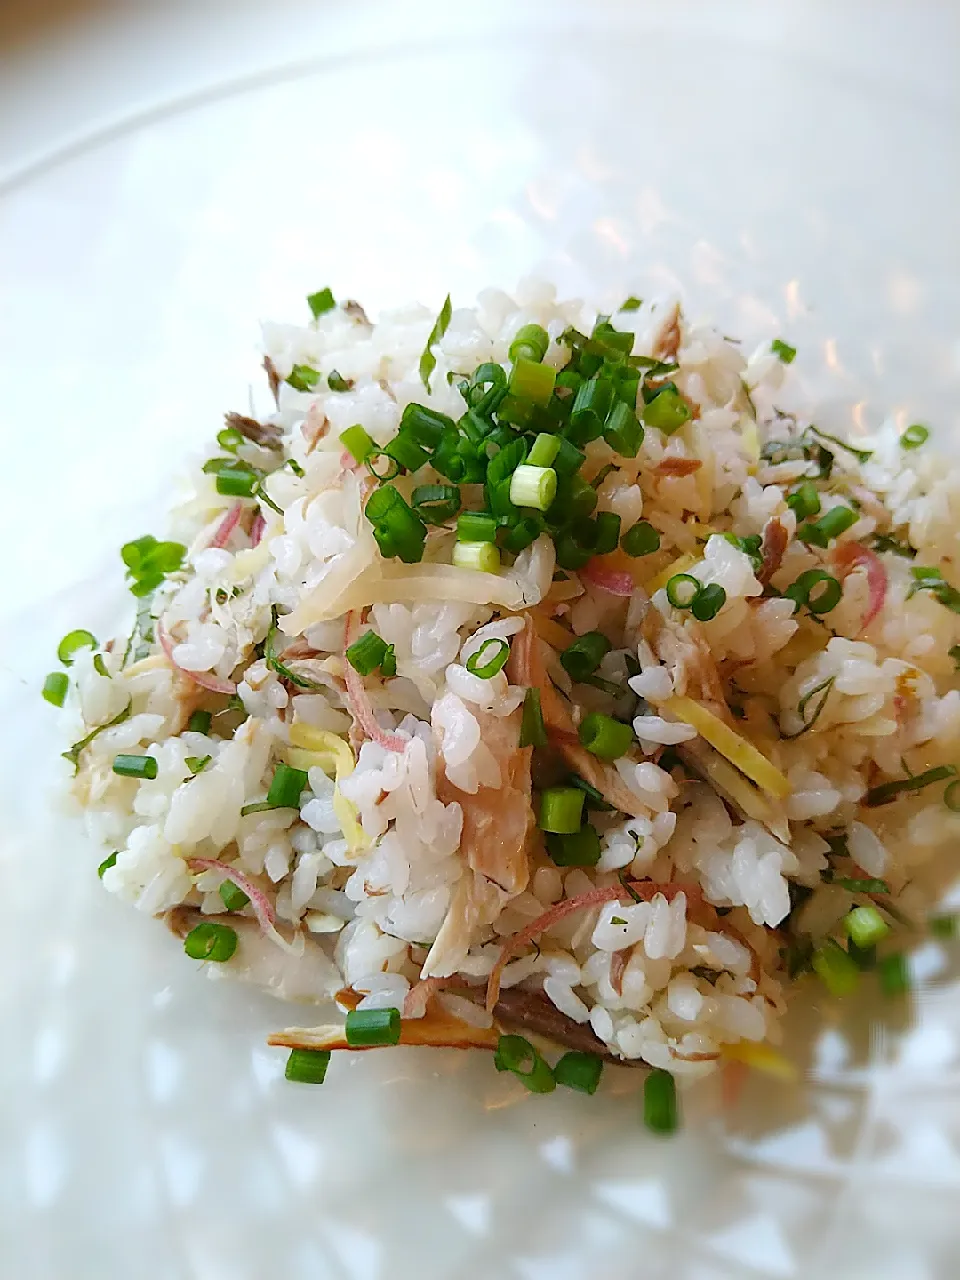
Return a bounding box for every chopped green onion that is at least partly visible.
[509,323,550,364]
[184,922,238,963]
[43,671,69,707]
[346,630,389,675]
[365,484,427,563]
[528,433,561,468]
[784,569,843,616]
[384,429,429,474]
[553,1050,603,1094]
[546,825,602,867]
[465,638,510,679]
[865,763,958,807]
[812,939,860,996]
[285,1047,331,1084]
[112,754,158,780]
[665,573,700,609]
[365,450,402,482]
[519,688,547,748]
[539,786,586,834]
[187,709,212,734]
[503,516,543,554]
[797,505,857,547]
[287,364,321,392]
[509,464,557,511]
[643,387,691,435]
[644,1069,678,1134]
[121,535,186,598]
[339,424,376,464]
[620,296,643,312]
[509,357,556,405]
[622,521,661,557]
[452,541,501,573]
[97,851,118,878]
[690,583,726,622]
[930,914,957,939]
[569,377,615,443]
[57,629,98,665]
[593,511,622,556]
[461,363,508,415]
[782,676,836,739]
[263,605,322,691]
[560,632,610,682]
[217,426,245,452]
[185,755,211,775]
[411,483,461,525]
[829,876,890,894]
[493,1034,556,1093]
[345,1007,402,1047]
[456,512,497,542]
[62,700,132,773]
[603,400,643,457]
[216,467,258,498]
[907,565,960,614]
[552,436,587,477]
[771,339,797,364]
[327,370,352,392]
[844,905,890,949]
[219,879,250,912]
[307,287,335,318]
[400,403,454,448]
[266,763,308,809]
[419,293,452,393]
[900,423,929,450]
[786,481,821,520]
[807,425,872,465]
[578,712,633,761]
[878,952,909,996]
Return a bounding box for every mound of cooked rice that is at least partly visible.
[46,279,960,1121]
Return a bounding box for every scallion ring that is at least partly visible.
[344,1007,401,1048]
[184,921,238,963]
[665,573,700,609]
[900,423,929,450]
[365,450,401,482]
[57,629,98,666]
[465,638,510,679]
[411,483,461,525]
[784,569,842,616]
[493,1034,556,1094]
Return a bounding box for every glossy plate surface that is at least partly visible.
[1,3,959,1276]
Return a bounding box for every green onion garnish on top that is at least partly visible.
[797,505,857,547]
[812,939,859,996]
[452,541,500,573]
[644,1069,678,1134]
[184,921,238,963]
[519,688,547,748]
[527,432,561,468]
[112,754,158,780]
[62,700,132,773]
[665,573,700,609]
[287,364,321,392]
[97,851,118,879]
[622,521,661,557]
[307,287,336,318]
[878,952,909,996]
[509,464,557,511]
[864,763,958,807]
[493,1034,556,1093]
[121,535,187,598]
[465,638,510,679]
[266,763,308,810]
[690,583,726,622]
[900,423,929,450]
[411,483,461,525]
[346,630,390,676]
[419,293,452,393]
[509,357,556,406]
[553,1051,604,1095]
[345,1007,402,1048]
[784,569,842,616]
[217,425,245,453]
[578,712,633,761]
[771,338,797,364]
[546,825,602,867]
[57,629,98,666]
[786,481,821,520]
[844,905,890,950]
[643,387,691,435]
[340,424,376,465]
[603,401,643,457]
[185,755,211,775]
[285,1047,331,1084]
[219,879,251,912]
[539,786,586,834]
[187,709,212,734]
[560,632,610,682]
[457,512,497,543]
[508,324,550,364]
[43,671,69,707]
[216,467,259,498]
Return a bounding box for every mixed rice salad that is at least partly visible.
[45,280,960,1130]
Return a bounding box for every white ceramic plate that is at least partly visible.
[2,3,959,1276]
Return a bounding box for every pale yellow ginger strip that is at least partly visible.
[663,694,791,800]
